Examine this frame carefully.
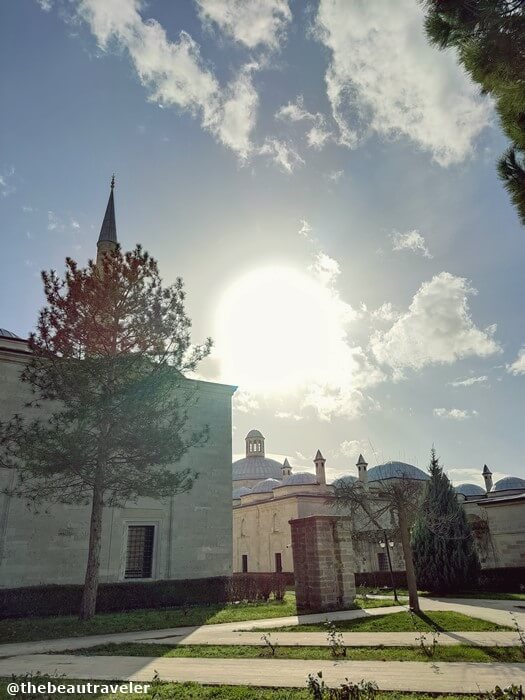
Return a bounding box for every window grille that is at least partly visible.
[125,525,155,579]
[377,551,388,572]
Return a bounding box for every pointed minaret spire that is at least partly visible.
[314,450,326,486]
[356,454,368,484]
[282,458,292,478]
[482,464,493,493]
[97,175,118,267]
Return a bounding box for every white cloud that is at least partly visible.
[434,407,478,420]
[47,211,64,231]
[36,0,53,10]
[371,272,501,375]
[196,0,291,50]
[71,219,80,229]
[298,218,313,239]
[0,167,15,198]
[390,229,433,259]
[340,439,367,459]
[259,138,304,173]
[507,348,525,376]
[276,95,333,150]
[370,302,399,323]
[275,411,303,421]
[309,252,340,287]
[326,169,344,183]
[449,375,488,387]
[315,0,491,165]
[233,389,260,414]
[76,0,258,160]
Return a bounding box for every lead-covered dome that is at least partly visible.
[455,483,485,497]
[252,478,281,494]
[232,456,284,482]
[233,486,252,499]
[368,461,429,482]
[0,328,20,338]
[493,476,525,492]
[278,472,318,487]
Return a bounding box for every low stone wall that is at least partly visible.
[290,515,356,613]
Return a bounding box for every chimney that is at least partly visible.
[314,449,326,486]
[356,453,368,484]
[482,464,493,493]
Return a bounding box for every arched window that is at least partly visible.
[241,518,247,537]
[272,513,279,532]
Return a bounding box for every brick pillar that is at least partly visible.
[290,515,356,613]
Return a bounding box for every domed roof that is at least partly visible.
[278,472,318,487]
[455,483,486,497]
[232,486,252,499]
[331,475,358,487]
[0,328,20,339]
[246,429,264,438]
[252,478,281,494]
[493,476,525,492]
[232,456,283,481]
[368,461,429,482]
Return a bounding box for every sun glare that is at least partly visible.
[215,266,353,394]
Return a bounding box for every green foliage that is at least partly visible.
[422,0,525,223]
[307,673,378,700]
[412,450,480,594]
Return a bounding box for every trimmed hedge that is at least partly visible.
[477,566,525,593]
[355,570,407,589]
[0,573,292,619]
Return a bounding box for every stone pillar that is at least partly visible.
[290,515,356,613]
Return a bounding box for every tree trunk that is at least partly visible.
[398,507,420,613]
[79,471,104,620]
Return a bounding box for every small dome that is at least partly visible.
[368,461,429,482]
[246,429,264,438]
[233,486,252,499]
[493,476,525,492]
[252,478,281,494]
[278,472,318,487]
[0,328,20,339]
[455,483,485,497]
[232,456,283,481]
[332,475,358,487]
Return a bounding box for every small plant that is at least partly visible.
[260,632,278,657]
[325,619,347,658]
[483,685,523,700]
[307,672,327,700]
[150,670,163,700]
[408,609,440,657]
[510,612,525,659]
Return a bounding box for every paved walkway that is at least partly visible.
[0,654,524,692]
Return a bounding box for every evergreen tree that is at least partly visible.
[412,449,480,593]
[421,1,525,224]
[0,246,211,619]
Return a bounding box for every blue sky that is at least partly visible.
[1,0,525,486]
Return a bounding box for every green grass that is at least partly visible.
[359,588,525,601]
[0,592,405,646]
[268,611,510,633]
[64,641,525,663]
[0,680,485,700]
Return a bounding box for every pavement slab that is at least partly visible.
[0,654,524,692]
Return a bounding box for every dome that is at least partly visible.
[0,328,20,339]
[493,476,525,492]
[246,429,264,438]
[455,483,486,497]
[331,475,358,488]
[368,461,430,483]
[232,486,252,499]
[232,456,283,482]
[278,472,318,487]
[252,478,281,494]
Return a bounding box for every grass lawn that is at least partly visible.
[268,611,510,633]
[0,680,486,700]
[64,641,525,663]
[0,593,402,646]
[359,588,525,601]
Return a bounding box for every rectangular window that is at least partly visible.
[125,525,155,579]
[377,552,388,572]
[275,552,282,573]
[242,554,248,573]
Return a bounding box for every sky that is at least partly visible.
[1,0,525,487]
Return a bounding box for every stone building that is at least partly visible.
[232,430,525,575]
[0,182,236,589]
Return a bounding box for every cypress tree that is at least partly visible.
[412,449,480,594]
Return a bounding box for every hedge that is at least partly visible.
[355,570,408,589]
[0,573,291,619]
[477,566,525,592]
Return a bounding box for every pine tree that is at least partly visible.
[0,246,212,619]
[422,0,525,224]
[412,449,480,594]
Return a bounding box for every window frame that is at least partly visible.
[120,520,159,582]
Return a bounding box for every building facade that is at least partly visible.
[0,182,236,589]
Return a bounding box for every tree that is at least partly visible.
[0,245,212,619]
[421,0,525,224]
[333,473,425,612]
[412,449,480,594]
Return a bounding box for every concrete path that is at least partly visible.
[0,654,524,692]
[1,598,523,658]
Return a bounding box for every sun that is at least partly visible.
[215,265,353,394]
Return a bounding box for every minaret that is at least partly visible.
[96,175,118,267]
[357,454,368,484]
[482,464,493,493]
[282,458,292,478]
[314,449,326,486]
